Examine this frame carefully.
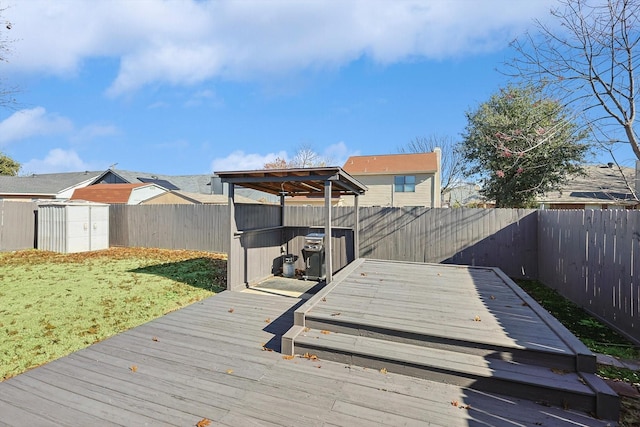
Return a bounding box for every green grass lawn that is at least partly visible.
[516,279,640,382]
[0,247,226,380]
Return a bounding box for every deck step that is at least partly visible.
[291,328,616,418]
[303,311,580,371]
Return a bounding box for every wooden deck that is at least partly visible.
[0,262,618,426]
[283,258,620,421]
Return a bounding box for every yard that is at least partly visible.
[1,247,639,424]
[0,247,226,380]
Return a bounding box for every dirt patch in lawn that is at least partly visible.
[0,247,226,381]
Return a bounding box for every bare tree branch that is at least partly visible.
[506,0,640,160]
[398,135,464,194]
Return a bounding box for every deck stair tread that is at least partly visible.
[294,328,592,395]
[305,307,573,356]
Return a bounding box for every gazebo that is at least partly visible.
[216,167,367,291]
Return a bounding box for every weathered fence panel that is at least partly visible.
[108,205,538,279]
[539,209,640,345]
[109,204,229,252]
[285,206,537,279]
[0,201,37,251]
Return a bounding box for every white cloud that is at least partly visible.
[21,148,95,174]
[211,150,288,172]
[321,141,358,167]
[0,107,73,146]
[70,124,119,143]
[184,89,224,108]
[5,0,557,96]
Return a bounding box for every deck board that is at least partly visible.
[0,276,614,426]
[307,259,574,354]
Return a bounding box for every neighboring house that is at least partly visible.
[141,190,260,205]
[341,151,441,207]
[442,183,485,208]
[70,183,167,205]
[285,194,344,207]
[93,169,214,194]
[0,171,103,199]
[538,164,639,209]
[0,168,275,203]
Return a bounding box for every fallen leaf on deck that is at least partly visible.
[551,368,569,375]
[321,297,327,302]
[360,272,367,276]
[226,369,234,374]
[320,330,331,334]
[228,308,234,313]
[152,336,159,342]
[282,355,295,360]
[474,316,481,322]
[265,318,271,323]
[330,312,341,316]
[490,295,496,300]
[196,418,212,427]
[262,346,274,352]
[303,327,310,332]
[302,352,318,360]
[451,400,459,407]
[380,368,388,374]
[130,365,138,373]
[521,302,529,307]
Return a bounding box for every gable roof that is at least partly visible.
[0,171,103,197]
[343,153,438,175]
[70,183,150,204]
[94,169,212,193]
[216,167,367,196]
[538,164,638,206]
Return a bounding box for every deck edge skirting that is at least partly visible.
[281,325,304,355]
[293,336,599,415]
[302,316,578,371]
[490,267,597,373]
[292,258,366,327]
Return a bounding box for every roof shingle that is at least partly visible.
[343,153,437,175]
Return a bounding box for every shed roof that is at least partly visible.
[70,183,149,204]
[343,153,438,175]
[215,167,367,196]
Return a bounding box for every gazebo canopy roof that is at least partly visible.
[216,167,367,197]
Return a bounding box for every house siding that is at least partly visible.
[128,186,167,205]
[342,173,436,207]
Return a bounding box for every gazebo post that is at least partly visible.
[227,183,238,290]
[324,179,333,284]
[354,194,359,260]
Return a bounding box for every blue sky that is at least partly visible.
[1,0,635,176]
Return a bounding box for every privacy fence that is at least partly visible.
[0,201,637,344]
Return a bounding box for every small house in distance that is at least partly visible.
[341,151,441,207]
[537,164,639,209]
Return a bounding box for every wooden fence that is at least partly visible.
[109,204,229,252]
[2,201,637,343]
[539,209,640,344]
[284,206,538,279]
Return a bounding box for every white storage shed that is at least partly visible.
[38,201,109,253]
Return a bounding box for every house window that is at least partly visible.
[394,175,415,192]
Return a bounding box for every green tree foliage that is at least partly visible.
[0,152,20,175]
[460,85,590,208]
